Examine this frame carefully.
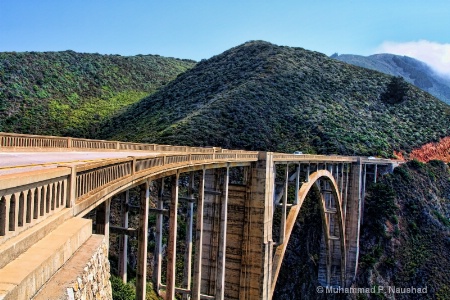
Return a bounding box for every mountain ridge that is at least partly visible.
[99,41,450,157]
[332,53,450,105]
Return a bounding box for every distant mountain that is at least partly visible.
[332,53,450,105]
[100,41,450,157]
[0,51,195,136]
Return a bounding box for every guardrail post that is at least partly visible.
[128,157,136,176]
[68,165,76,208]
[116,141,120,150]
[67,137,72,148]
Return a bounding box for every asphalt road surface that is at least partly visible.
[0,151,159,176]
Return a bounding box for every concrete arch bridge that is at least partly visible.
[0,132,397,299]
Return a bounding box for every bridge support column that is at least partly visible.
[166,172,180,300]
[344,159,363,287]
[118,190,129,283]
[294,163,300,205]
[240,152,274,300]
[183,173,195,300]
[137,180,150,300]
[153,178,165,294]
[192,168,206,300]
[95,198,111,246]
[279,164,288,244]
[216,165,229,300]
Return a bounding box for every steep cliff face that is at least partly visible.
[354,161,450,299]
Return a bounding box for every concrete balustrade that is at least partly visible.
[71,138,118,149]
[0,168,71,242]
[0,132,240,153]
[0,133,68,148]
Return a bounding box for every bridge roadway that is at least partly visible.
[0,132,397,300]
[0,151,161,175]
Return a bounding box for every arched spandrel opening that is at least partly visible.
[18,192,25,227]
[0,196,6,236]
[271,170,346,299]
[26,190,32,223]
[9,194,16,231]
[273,184,325,299]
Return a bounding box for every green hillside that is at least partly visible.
[100,41,450,157]
[0,51,195,136]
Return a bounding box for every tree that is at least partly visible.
[381,76,409,103]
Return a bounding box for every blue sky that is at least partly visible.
[1,0,449,74]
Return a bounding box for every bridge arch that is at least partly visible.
[271,169,346,296]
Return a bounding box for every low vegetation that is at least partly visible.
[0,51,195,136]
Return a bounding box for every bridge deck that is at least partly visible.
[0,151,161,175]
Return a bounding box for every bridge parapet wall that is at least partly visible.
[0,132,243,153]
[0,167,71,244]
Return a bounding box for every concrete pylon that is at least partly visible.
[136,180,150,300]
[239,152,274,300]
[344,159,363,287]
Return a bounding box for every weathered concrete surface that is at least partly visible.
[0,208,73,269]
[224,184,248,299]
[33,234,112,300]
[0,217,92,300]
[239,152,274,300]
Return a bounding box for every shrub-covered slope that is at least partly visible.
[100,41,450,157]
[333,53,450,105]
[0,51,195,136]
[356,160,450,299]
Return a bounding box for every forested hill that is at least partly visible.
[100,41,450,157]
[332,53,450,105]
[0,51,195,136]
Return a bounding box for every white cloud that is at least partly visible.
[375,40,450,77]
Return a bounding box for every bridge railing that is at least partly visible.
[0,132,69,148]
[273,153,357,162]
[74,152,258,200]
[0,167,71,242]
[0,132,222,153]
